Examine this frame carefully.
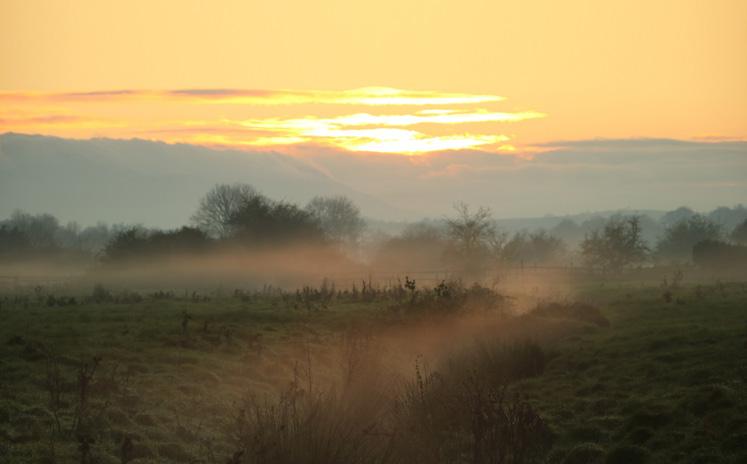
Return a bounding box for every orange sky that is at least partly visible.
[1,0,745,154]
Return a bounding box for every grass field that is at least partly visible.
[0,278,745,463]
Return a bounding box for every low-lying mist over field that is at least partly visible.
[2,181,747,289]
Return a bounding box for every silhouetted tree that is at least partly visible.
[501,230,566,265]
[0,225,32,257]
[3,210,60,250]
[305,195,365,246]
[581,216,648,272]
[656,215,721,263]
[731,218,747,245]
[191,183,260,238]
[402,221,445,242]
[76,223,118,252]
[708,205,747,231]
[661,206,695,228]
[445,203,504,275]
[0,211,116,260]
[446,203,499,254]
[229,195,325,246]
[100,227,150,263]
[148,227,210,254]
[372,221,448,270]
[101,226,210,263]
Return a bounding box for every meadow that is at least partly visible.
[1,272,745,464]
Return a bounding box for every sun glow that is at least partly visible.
[0,87,543,155]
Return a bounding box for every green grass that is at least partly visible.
[519,283,747,464]
[0,295,359,462]
[0,281,745,463]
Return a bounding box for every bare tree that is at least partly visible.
[444,203,505,277]
[5,210,60,249]
[305,195,365,246]
[446,202,498,255]
[581,216,648,272]
[191,183,259,238]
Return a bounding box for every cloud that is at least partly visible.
[0,87,504,106]
[0,115,82,125]
[0,113,119,129]
[535,137,747,154]
[1,135,744,224]
[60,90,140,99]
[229,109,538,153]
[284,138,747,217]
[0,87,540,155]
[238,109,541,130]
[167,89,269,97]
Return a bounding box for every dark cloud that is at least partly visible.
[535,137,747,153]
[167,89,273,97]
[59,90,139,99]
[0,115,82,125]
[0,134,744,225]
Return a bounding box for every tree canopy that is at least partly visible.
[305,195,365,246]
[191,183,259,238]
[229,195,325,246]
[656,215,721,262]
[581,216,648,272]
[731,218,747,245]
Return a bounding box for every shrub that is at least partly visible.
[226,338,552,464]
[392,366,552,464]
[605,444,649,464]
[561,443,606,464]
[230,384,389,464]
[91,284,112,303]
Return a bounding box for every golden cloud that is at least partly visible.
[0,87,543,155]
[0,87,504,106]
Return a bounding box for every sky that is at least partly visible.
[0,0,746,220]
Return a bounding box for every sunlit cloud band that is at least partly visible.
[0,87,543,155]
[0,87,504,106]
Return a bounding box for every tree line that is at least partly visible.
[375,203,747,273]
[1,183,746,272]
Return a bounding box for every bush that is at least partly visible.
[561,443,606,464]
[101,226,209,264]
[392,281,508,315]
[91,284,112,303]
[230,384,390,464]
[227,338,552,464]
[605,444,649,464]
[392,366,552,464]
